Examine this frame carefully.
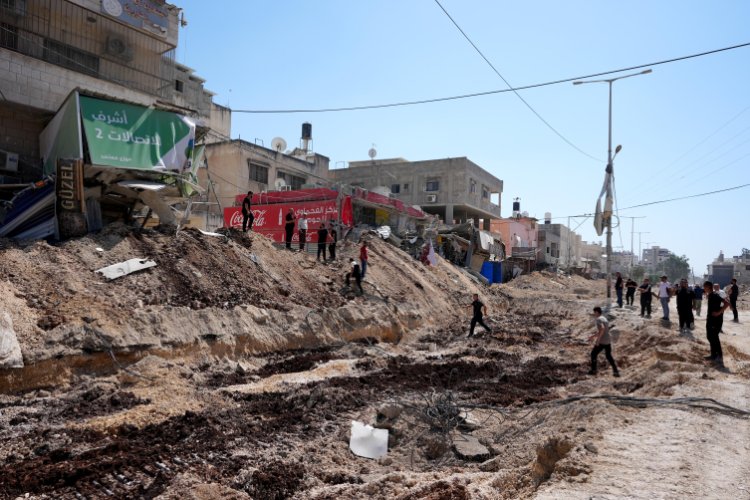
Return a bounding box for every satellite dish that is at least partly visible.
[274,178,287,190]
[271,137,287,152]
[368,147,377,159]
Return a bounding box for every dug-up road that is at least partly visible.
[536,299,750,500]
[0,225,748,499]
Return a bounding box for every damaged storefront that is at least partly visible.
[0,91,203,240]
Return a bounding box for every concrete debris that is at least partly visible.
[377,403,404,421]
[0,312,23,369]
[350,420,389,460]
[95,258,157,280]
[451,432,490,461]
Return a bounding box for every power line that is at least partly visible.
[231,41,750,114]
[618,182,750,211]
[431,0,599,161]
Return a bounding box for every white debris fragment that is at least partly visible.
[96,259,157,280]
[350,420,388,459]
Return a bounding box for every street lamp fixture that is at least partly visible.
[574,68,652,306]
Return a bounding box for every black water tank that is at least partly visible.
[512,200,520,213]
[302,122,312,140]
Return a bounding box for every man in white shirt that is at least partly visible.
[298,214,308,252]
[657,275,673,321]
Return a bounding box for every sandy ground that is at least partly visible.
[536,298,750,500]
[1,225,749,499]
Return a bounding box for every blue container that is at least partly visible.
[492,261,503,284]
[481,261,494,284]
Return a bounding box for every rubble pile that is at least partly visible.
[0,227,747,498]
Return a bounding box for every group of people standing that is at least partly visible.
[283,208,338,262]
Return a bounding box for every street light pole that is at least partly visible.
[574,68,652,304]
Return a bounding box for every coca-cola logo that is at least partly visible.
[227,208,268,228]
[228,210,243,227]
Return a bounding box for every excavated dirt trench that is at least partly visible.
[0,336,582,499]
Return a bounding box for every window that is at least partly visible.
[403,183,410,192]
[277,171,305,190]
[43,38,99,77]
[248,161,268,184]
[482,185,489,199]
[425,180,440,192]
[391,184,400,194]
[469,179,476,193]
[0,23,17,50]
[175,80,184,92]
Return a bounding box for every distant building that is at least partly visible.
[198,138,330,230]
[537,220,582,269]
[0,0,228,181]
[708,249,750,287]
[580,241,605,274]
[329,157,502,230]
[490,216,538,259]
[641,246,673,273]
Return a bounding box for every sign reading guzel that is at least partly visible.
[56,159,87,238]
[224,200,338,243]
[79,96,195,172]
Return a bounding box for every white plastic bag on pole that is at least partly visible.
[0,312,23,369]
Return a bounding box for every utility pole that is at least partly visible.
[574,69,652,306]
[620,216,646,273]
[636,231,651,264]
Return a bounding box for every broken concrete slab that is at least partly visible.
[452,433,490,461]
[96,258,157,280]
[350,421,388,460]
[0,312,23,369]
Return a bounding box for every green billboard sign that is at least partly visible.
[79,96,195,172]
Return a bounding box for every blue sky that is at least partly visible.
[177,1,749,275]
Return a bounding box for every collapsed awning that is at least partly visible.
[41,91,196,175]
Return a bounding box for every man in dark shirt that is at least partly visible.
[675,279,695,335]
[241,191,254,232]
[637,278,653,318]
[625,278,638,306]
[346,258,363,295]
[693,283,704,317]
[328,222,337,261]
[316,223,328,262]
[730,278,739,322]
[704,280,730,367]
[614,272,624,308]
[466,293,491,338]
[284,209,295,249]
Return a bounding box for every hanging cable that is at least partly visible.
[230,42,750,114]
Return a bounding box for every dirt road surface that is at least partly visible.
[1,227,748,499]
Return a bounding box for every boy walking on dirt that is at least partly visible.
[346,258,363,295]
[467,293,491,337]
[588,306,620,377]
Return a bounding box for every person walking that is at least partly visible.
[284,208,296,250]
[360,241,369,279]
[675,279,695,334]
[346,258,363,295]
[588,306,620,377]
[657,275,673,321]
[297,213,308,252]
[625,277,637,306]
[638,278,653,318]
[316,223,328,262]
[466,293,491,338]
[704,280,730,367]
[693,283,704,317]
[614,272,624,308]
[328,222,337,261]
[729,278,739,323]
[241,191,254,232]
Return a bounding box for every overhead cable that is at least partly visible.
[231,41,750,114]
[431,0,599,161]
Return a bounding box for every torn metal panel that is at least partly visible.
[96,258,157,280]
